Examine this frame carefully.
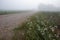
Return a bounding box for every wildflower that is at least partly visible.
[42,32,45,35]
[30,22,32,24]
[22,33,24,35]
[54,34,57,36]
[49,26,52,28]
[27,22,30,24]
[49,34,52,38]
[35,16,38,18]
[53,39,56,40]
[41,21,45,25]
[56,35,59,38]
[37,26,40,31]
[44,28,48,31]
[50,16,53,18]
[50,27,55,32]
[37,20,40,23]
[29,28,32,30]
[54,26,57,28]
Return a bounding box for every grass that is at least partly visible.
[12,12,60,40]
[0,11,19,15]
[0,10,31,15]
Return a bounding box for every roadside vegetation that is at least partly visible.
[13,12,60,40]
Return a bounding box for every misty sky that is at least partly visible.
[0,0,60,10]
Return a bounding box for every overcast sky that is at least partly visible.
[0,0,60,10]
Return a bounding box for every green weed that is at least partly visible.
[13,12,60,40]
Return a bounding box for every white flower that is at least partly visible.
[27,23,30,24]
[47,21,49,24]
[49,34,52,38]
[44,20,46,22]
[53,39,56,40]
[54,34,57,36]
[41,21,45,25]
[50,27,55,32]
[49,26,52,28]
[54,26,57,28]
[52,29,54,32]
[42,33,45,35]
[37,27,40,30]
[30,22,32,24]
[56,35,59,38]
[37,20,40,22]
[22,33,24,35]
[29,28,32,30]
[50,16,53,18]
[35,16,38,18]
[40,29,44,32]
[44,28,47,31]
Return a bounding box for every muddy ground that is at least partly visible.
[0,11,36,40]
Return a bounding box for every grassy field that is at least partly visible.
[13,12,60,40]
[0,11,18,15]
[0,11,32,15]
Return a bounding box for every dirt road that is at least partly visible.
[0,11,36,40]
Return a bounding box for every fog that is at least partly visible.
[0,0,60,11]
